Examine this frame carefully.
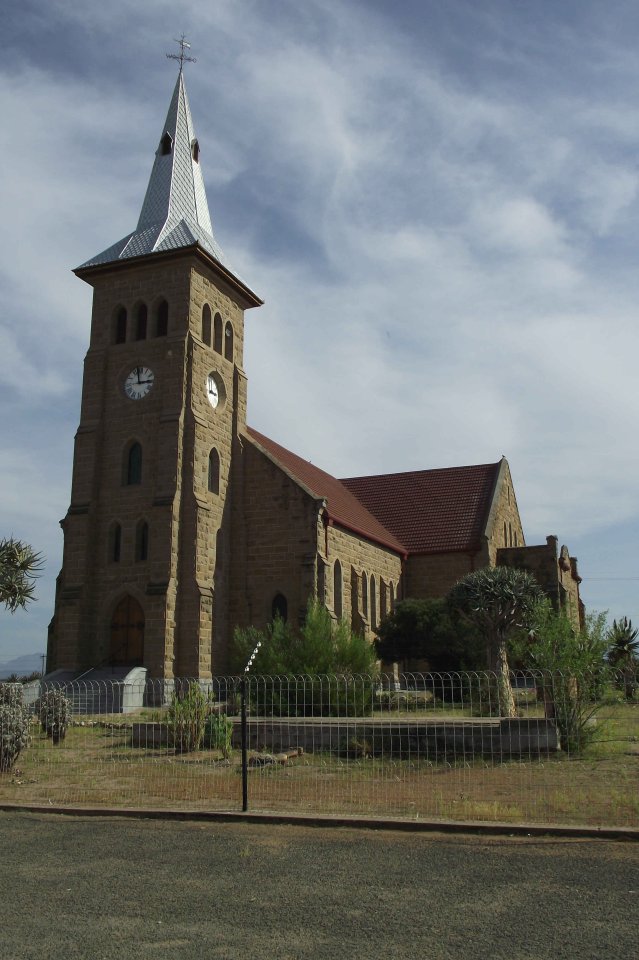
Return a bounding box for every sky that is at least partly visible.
[1,0,639,661]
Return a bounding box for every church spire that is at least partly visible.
[78,67,233,275]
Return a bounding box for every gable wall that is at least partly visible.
[228,443,321,647]
[486,462,525,563]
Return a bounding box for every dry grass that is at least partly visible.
[1,707,637,826]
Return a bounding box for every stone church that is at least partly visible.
[46,69,583,680]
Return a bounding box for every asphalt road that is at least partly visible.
[0,811,637,960]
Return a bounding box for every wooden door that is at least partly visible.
[110,596,144,665]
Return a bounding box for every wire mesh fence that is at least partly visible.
[0,670,637,826]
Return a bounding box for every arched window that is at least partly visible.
[370,575,377,631]
[160,132,173,155]
[380,580,388,621]
[389,581,395,611]
[333,560,343,620]
[509,522,513,547]
[202,304,212,346]
[115,307,127,344]
[135,303,147,341]
[135,521,149,562]
[504,522,508,546]
[213,313,223,354]
[208,448,220,495]
[124,442,142,486]
[514,531,518,547]
[361,572,368,619]
[224,321,234,361]
[155,300,168,337]
[272,593,288,622]
[109,523,121,563]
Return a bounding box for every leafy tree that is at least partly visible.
[231,599,378,677]
[230,600,378,716]
[516,602,609,753]
[0,538,43,613]
[374,598,483,671]
[447,567,543,717]
[607,617,638,700]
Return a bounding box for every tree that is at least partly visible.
[607,617,638,700]
[231,599,378,677]
[374,598,483,671]
[447,567,543,717]
[518,602,609,752]
[0,538,43,613]
[230,599,379,716]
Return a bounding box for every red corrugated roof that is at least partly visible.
[341,463,501,554]
[246,428,406,554]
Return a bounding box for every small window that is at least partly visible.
[160,132,173,155]
[115,307,127,344]
[213,313,223,354]
[389,581,395,612]
[514,531,518,547]
[155,300,168,337]
[208,448,220,495]
[224,322,234,361]
[334,560,343,620]
[361,572,368,619]
[191,138,200,163]
[370,575,377,631]
[125,442,142,486]
[504,522,508,546]
[380,580,388,621]
[509,522,513,547]
[202,304,212,346]
[109,523,121,563]
[135,303,147,341]
[135,521,149,562]
[272,593,288,622]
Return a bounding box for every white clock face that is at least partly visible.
[124,366,154,400]
[207,373,220,408]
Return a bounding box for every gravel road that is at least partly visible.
[0,811,636,960]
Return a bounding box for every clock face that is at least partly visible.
[207,372,220,408]
[124,366,154,400]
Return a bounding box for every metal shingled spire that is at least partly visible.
[78,64,234,274]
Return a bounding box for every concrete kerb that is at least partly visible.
[1,803,637,841]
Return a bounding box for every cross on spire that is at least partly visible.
[166,34,196,72]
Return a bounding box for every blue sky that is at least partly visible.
[2,0,639,660]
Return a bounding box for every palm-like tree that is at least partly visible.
[0,538,43,613]
[448,566,543,717]
[607,617,638,700]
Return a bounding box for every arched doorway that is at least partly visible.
[110,595,144,665]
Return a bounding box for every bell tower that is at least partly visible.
[47,61,262,679]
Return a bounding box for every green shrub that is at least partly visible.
[168,682,208,753]
[0,701,30,772]
[38,689,71,743]
[204,713,233,757]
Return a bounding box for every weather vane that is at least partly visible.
[166,34,197,71]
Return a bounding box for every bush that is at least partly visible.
[38,689,71,743]
[231,600,379,716]
[168,682,208,753]
[0,683,30,771]
[204,713,233,758]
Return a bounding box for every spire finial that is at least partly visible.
[166,34,196,72]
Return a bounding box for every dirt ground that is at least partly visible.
[0,811,637,960]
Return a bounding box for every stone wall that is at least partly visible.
[497,535,584,628]
[322,524,404,641]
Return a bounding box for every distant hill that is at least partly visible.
[0,653,45,679]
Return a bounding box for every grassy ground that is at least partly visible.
[1,702,637,826]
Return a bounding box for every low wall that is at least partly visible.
[132,717,559,756]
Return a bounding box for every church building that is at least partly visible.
[47,67,583,681]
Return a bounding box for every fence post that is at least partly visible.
[241,676,248,812]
